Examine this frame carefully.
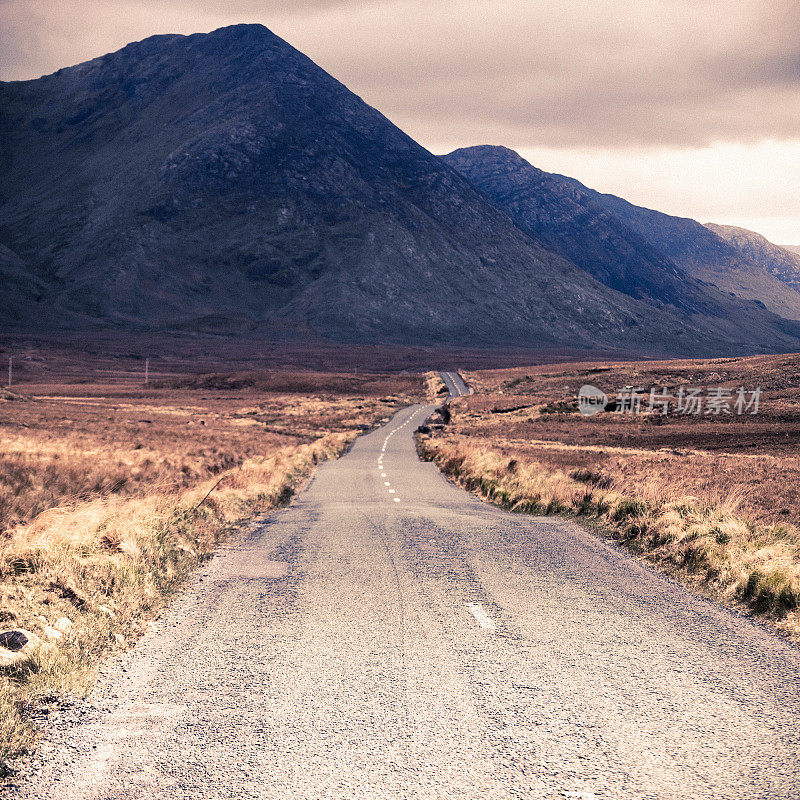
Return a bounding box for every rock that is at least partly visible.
[0,629,44,672]
[42,626,63,641]
[54,617,73,633]
[97,605,115,617]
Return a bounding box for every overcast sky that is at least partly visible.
[2,0,799,243]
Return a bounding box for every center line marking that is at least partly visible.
[466,603,496,631]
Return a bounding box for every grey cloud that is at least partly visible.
[1,0,800,147]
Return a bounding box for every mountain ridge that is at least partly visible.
[705,223,800,294]
[2,25,800,356]
[444,145,800,324]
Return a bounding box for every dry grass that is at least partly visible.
[423,371,449,400]
[422,353,800,637]
[0,371,421,769]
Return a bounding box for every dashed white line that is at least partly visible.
[466,603,496,631]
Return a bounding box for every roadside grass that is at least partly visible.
[419,433,800,638]
[424,371,448,400]
[0,374,420,770]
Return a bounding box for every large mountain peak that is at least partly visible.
[3,28,800,356]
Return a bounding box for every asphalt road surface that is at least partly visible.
[439,371,469,397]
[10,375,800,799]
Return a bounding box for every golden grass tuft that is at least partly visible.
[423,372,448,400]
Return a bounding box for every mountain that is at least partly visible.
[444,145,800,329]
[706,223,800,293]
[447,146,800,324]
[2,25,800,356]
[0,25,675,351]
[784,246,800,257]
[445,146,713,312]
[574,186,800,322]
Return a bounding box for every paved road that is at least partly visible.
[11,377,800,799]
[439,370,469,397]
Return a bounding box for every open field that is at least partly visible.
[0,331,605,383]
[421,353,800,636]
[0,367,423,767]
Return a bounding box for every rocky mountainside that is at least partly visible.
[0,243,50,325]
[2,25,800,355]
[445,146,800,324]
[706,223,800,293]
[579,187,800,322]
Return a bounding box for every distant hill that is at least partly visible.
[2,25,800,356]
[444,145,800,331]
[577,188,800,322]
[705,224,800,294]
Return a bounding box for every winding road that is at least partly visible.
[11,373,800,799]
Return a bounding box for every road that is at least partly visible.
[439,371,469,397]
[10,374,800,799]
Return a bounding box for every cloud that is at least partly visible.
[2,0,799,147]
[269,0,800,149]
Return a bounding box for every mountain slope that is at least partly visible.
[0,243,50,325]
[444,145,800,332]
[706,223,800,293]
[2,25,800,355]
[575,187,800,322]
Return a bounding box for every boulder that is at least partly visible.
[0,629,44,672]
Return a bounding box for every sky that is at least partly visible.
[2,0,799,243]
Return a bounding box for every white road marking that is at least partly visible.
[384,481,391,486]
[381,473,387,477]
[466,603,496,631]
[393,497,400,502]
[389,489,395,494]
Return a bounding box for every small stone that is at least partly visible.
[54,617,73,633]
[0,629,44,671]
[43,626,63,641]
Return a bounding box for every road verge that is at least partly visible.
[419,435,800,638]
